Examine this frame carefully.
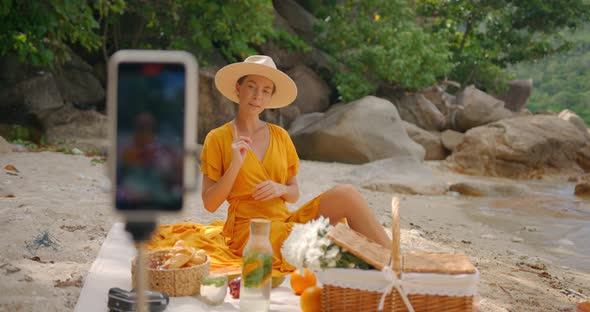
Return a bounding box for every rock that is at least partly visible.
[441,129,464,152]
[496,79,533,112]
[512,237,524,243]
[422,85,457,116]
[344,157,448,196]
[2,72,65,115]
[574,182,590,198]
[11,144,28,153]
[402,121,446,160]
[282,64,331,128]
[396,93,446,131]
[54,53,105,109]
[291,96,425,164]
[71,148,84,155]
[0,136,11,153]
[578,301,590,312]
[558,109,588,134]
[362,181,447,196]
[481,234,495,240]
[272,0,317,43]
[258,9,304,70]
[448,181,529,197]
[446,115,590,178]
[454,85,514,132]
[288,112,324,134]
[42,103,108,151]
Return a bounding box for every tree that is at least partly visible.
[0,0,306,68]
[314,0,452,102]
[417,0,590,91]
[0,0,124,67]
[511,25,590,124]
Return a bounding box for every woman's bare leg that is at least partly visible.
[318,184,391,248]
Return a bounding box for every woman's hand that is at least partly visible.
[231,136,252,167]
[252,180,287,201]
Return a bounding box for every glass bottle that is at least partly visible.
[239,219,273,312]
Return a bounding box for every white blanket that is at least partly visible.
[75,223,301,311]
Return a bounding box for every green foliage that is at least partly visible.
[9,124,31,141]
[315,0,452,102]
[417,0,590,92]
[90,157,107,165]
[0,0,305,67]
[0,0,125,66]
[510,25,590,124]
[118,0,288,62]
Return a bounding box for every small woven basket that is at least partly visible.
[131,250,210,297]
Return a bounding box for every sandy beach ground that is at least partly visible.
[0,151,589,311]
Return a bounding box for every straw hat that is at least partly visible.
[214,55,297,109]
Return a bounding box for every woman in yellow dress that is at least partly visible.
[148,55,391,277]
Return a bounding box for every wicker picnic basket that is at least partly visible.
[317,197,478,312]
[131,250,210,297]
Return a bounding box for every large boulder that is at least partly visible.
[282,64,331,127]
[288,112,324,134]
[454,85,514,132]
[446,115,590,178]
[53,53,105,110]
[197,70,237,143]
[0,72,64,120]
[291,96,425,164]
[272,0,317,43]
[558,109,587,133]
[496,79,533,112]
[0,53,104,122]
[396,93,446,131]
[42,103,108,150]
[402,121,446,160]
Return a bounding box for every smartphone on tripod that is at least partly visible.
[106,50,199,310]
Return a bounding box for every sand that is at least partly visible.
[0,151,588,311]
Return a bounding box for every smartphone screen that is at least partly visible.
[115,63,185,211]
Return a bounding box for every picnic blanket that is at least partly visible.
[75,223,300,311]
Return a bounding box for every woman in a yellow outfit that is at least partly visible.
[148,55,391,277]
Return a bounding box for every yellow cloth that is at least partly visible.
[147,122,323,276]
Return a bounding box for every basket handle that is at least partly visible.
[391,197,401,276]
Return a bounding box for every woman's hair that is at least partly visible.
[237,75,276,95]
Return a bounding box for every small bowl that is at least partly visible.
[200,274,228,305]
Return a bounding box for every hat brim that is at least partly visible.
[214,62,297,109]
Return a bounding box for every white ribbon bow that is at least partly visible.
[378,266,415,312]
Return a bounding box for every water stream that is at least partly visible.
[460,180,590,271]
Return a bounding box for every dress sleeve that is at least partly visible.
[284,130,300,179]
[200,131,224,181]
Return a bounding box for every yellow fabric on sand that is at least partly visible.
[147,122,323,277]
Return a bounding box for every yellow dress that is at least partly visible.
[147,122,323,277]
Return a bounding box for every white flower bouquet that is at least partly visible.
[281,216,371,272]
